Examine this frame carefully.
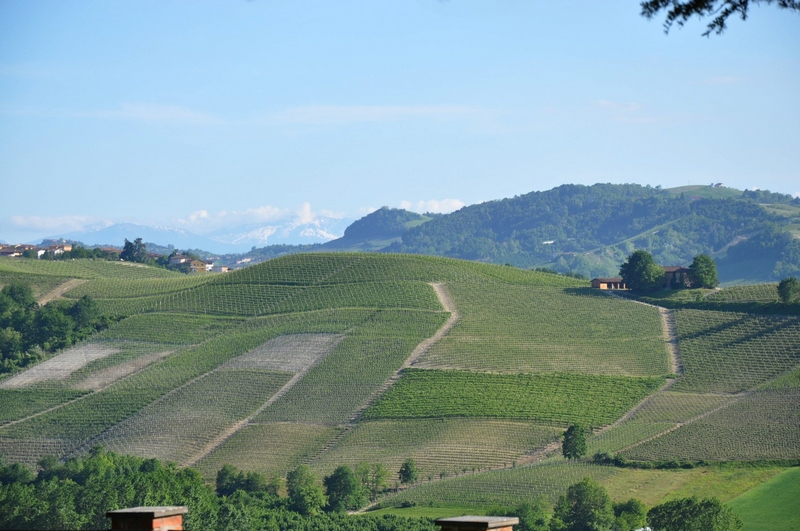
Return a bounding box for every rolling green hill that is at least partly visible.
[1,253,798,516]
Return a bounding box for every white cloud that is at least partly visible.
[272,105,490,125]
[400,199,465,214]
[9,215,111,233]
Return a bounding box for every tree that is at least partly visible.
[689,254,718,288]
[323,465,365,512]
[398,459,419,485]
[641,0,800,36]
[620,250,665,291]
[562,425,587,460]
[286,464,326,516]
[777,277,800,303]
[550,477,615,531]
[120,237,148,263]
[506,499,550,531]
[648,497,742,531]
[614,498,647,531]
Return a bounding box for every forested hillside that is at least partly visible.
[382,184,800,282]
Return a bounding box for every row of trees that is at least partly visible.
[0,448,743,531]
[0,282,115,374]
[619,251,718,291]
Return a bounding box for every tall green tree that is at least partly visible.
[620,250,665,291]
[550,477,615,531]
[398,459,419,485]
[689,254,718,288]
[614,498,647,531]
[323,465,365,513]
[120,237,148,263]
[286,465,326,516]
[561,425,587,460]
[777,277,800,303]
[648,497,742,531]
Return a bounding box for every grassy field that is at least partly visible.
[727,467,800,531]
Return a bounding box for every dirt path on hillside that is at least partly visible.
[349,282,460,421]
[607,292,682,376]
[37,279,86,305]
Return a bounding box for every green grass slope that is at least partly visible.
[727,467,800,531]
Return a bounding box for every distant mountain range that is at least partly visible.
[45,215,355,254]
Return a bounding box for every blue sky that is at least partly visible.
[1,0,798,243]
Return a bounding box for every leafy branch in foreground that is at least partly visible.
[641,0,800,36]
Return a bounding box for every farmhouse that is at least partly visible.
[590,277,627,290]
[663,266,691,289]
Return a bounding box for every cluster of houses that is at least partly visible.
[0,242,232,274]
[0,242,75,258]
[591,265,692,290]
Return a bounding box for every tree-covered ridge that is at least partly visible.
[0,282,116,374]
[375,183,795,281]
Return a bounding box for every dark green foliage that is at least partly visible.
[500,499,550,531]
[689,254,718,288]
[338,207,426,242]
[778,277,800,304]
[562,425,587,460]
[614,498,647,531]
[386,184,777,271]
[399,458,419,485]
[620,251,665,291]
[0,450,437,531]
[549,477,615,531]
[324,465,366,512]
[0,282,115,374]
[120,237,148,263]
[216,464,276,497]
[647,497,742,531]
[287,464,327,516]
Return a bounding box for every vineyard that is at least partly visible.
[0,253,798,517]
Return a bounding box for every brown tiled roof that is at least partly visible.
[663,266,690,273]
[593,277,624,283]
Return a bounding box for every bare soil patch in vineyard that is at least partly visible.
[72,349,174,390]
[0,344,120,389]
[221,333,344,372]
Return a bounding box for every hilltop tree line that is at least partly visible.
[0,282,115,374]
[0,448,743,531]
[382,184,798,279]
